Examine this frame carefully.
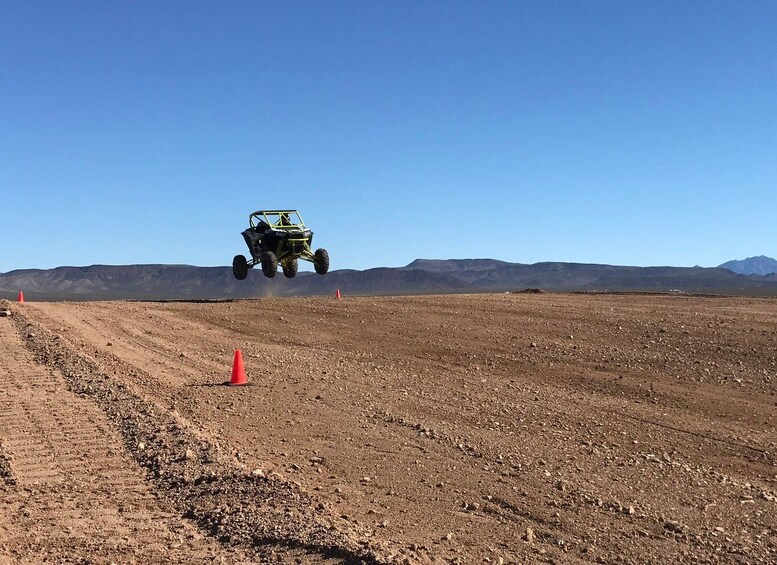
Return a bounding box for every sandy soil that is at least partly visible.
[1,293,775,564]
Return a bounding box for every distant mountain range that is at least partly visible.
[718,255,777,276]
[2,258,777,301]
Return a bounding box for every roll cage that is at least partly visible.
[249,210,307,232]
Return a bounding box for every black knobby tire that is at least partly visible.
[282,259,298,278]
[232,254,248,280]
[313,248,329,275]
[261,251,278,278]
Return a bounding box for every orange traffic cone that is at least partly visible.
[17,291,24,303]
[335,289,341,299]
[230,349,247,386]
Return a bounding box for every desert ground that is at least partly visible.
[0,293,775,564]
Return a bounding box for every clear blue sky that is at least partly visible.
[1,0,775,273]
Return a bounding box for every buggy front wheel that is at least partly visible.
[282,259,298,278]
[232,254,248,280]
[313,248,329,275]
[261,251,278,278]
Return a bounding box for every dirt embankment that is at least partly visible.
[1,293,776,564]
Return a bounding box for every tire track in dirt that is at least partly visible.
[39,303,242,392]
[0,316,253,564]
[0,357,125,488]
[7,307,404,564]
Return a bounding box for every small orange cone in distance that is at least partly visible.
[17,291,24,303]
[230,349,247,386]
[335,289,341,299]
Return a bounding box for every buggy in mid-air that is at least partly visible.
[232,210,329,279]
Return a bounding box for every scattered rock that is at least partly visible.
[664,521,685,534]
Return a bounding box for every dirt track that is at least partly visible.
[1,293,775,564]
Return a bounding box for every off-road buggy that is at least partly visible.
[232,210,329,279]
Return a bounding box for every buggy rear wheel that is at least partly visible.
[282,259,298,278]
[313,248,329,275]
[232,254,248,280]
[261,251,278,278]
